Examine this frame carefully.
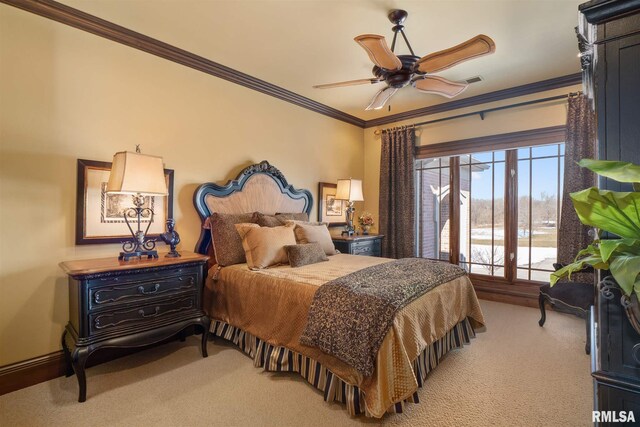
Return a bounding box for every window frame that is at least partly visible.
[415,126,567,286]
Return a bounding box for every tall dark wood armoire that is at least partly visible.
[578,0,640,421]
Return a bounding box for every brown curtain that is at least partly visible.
[379,126,415,258]
[558,94,596,282]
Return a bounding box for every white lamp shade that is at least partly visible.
[335,179,364,202]
[106,151,168,196]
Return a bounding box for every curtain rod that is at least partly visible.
[374,92,580,135]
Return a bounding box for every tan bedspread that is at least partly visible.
[205,254,484,417]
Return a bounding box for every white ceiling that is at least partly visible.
[61,0,583,121]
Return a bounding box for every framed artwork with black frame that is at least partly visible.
[75,159,174,245]
[318,182,346,227]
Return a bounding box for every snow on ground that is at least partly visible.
[465,244,556,268]
[470,228,548,239]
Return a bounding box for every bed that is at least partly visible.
[193,161,485,418]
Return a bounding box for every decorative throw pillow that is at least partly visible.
[285,243,329,268]
[209,212,257,266]
[255,213,283,228]
[255,212,310,227]
[287,220,328,226]
[235,222,297,269]
[289,221,337,256]
[276,212,309,222]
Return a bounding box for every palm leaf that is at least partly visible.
[550,254,608,286]
[570,188,640,239]
[600,239,640,263]
[578,159,640,184]
[609,255,640,297]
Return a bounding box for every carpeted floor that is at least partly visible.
[0,300,592,426]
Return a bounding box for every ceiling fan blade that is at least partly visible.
[354,34,402,71]
[313,78,381,89]
[413,76,469,98]
[365,86,399,110]
[416,35,496,74]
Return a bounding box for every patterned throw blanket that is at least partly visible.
[300,258,466,377]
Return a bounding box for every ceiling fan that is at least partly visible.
[313,9,496,110]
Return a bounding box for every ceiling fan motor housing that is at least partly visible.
[373,55,422,88]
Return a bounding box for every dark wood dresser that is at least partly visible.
[578,0,640,421]
[59,251,210,402]
[332,233,384,257]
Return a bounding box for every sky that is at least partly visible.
[466,143,565,200]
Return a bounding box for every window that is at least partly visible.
[516,144,564,281]
[415,158,450,261]
[459,151,506,276]
[415,129,565,284]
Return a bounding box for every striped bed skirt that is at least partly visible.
[211,317,475,417]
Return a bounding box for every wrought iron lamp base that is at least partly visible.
[118,250,158,261]
[117,194,159,262]
[342,202,356,236]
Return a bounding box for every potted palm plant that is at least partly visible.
[551,159,640,335]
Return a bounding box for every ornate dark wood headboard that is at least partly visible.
[193,161,313,256]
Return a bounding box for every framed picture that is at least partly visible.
[75,159,174,245]
[318,182,346,227]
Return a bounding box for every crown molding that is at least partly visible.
[363,73,582,128]
[0,0,366,128]
[2,0,582,130]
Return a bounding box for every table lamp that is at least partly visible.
[106,147,167,260]
[335,178,364,236]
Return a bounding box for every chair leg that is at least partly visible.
[585,315,591,355]
[538,293,546,327]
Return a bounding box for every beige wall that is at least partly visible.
[362,85,580,234]
[0,7,363,366]
[0,4,578,366]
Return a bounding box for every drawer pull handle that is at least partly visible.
[138,283,160,295]
[138,306,161,318]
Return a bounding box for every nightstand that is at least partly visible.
[331,233,384,257]
[59,251,210,402]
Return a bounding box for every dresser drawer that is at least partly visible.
[89,272,198,311]
[332,235,383,257]
[89,296,196,335]
[352,244,373,255]
[351,239,381,256]
[87,266,200,288]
